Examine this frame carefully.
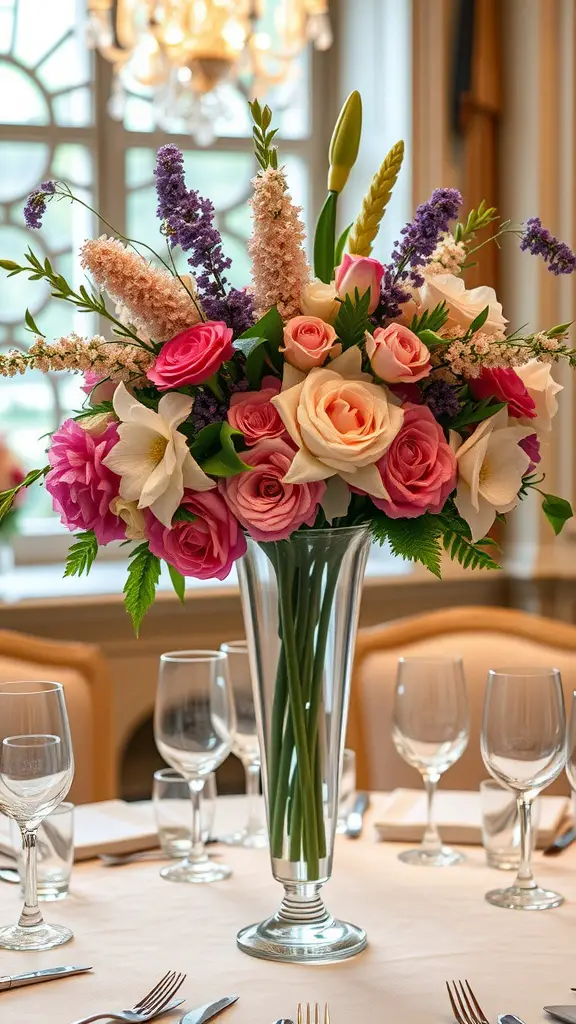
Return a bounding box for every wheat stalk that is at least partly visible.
[348,140,405,257]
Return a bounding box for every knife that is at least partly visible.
[180,995,239,1024]
[345,792,370,839]
[544,1008,576,1024]
[543,826,576,855]
[498,1016,527,1024]
[0,965,92,991]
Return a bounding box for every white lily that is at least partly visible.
[514,359,563,432]
[452,407,532,542]
[103,383,214,528]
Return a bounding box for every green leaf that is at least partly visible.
[409,301,449,335]
[237,305,283,347]
[123,543,161,636]
[334,223,353,266]
[448,398,505,431]
[542,492,574,535]
[167,562,186,604]
[314,190,338,283]
[334,288,371,350]
[0,259,22,272]
[63,531,99,578]
[235,306,283,385]
[74,400,115,419]
[173,506,197,523]
[547,321,573,338]
[188,421,223,460]
[371,512,443,578]
[416,329,449,350]
[24,307,44,337]
[466,305,489,336]
[201,422,252,478]
[0,465,49,525]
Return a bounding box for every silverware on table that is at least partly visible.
[345,792,370,839]
[498,1016,527,1024]
[297,1003,330,1024]
[179,995,239,1024]
[0,966,93,992]
[543,826,576,855]
[69,969,186,1024]
[544,1008,576,1023]
[446,980,489,1024]
[0,867,19,884]
[99,839,219,867]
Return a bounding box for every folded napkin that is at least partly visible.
[0,800,158,861]
[374,789,571,847]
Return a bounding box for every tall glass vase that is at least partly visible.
[236,526,371,964]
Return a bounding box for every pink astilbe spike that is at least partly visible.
[249,168,310,321]
[80,236,202,342]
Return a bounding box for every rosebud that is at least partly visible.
[300,279,340,323]
[334,253,384,314]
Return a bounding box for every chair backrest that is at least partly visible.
[349,606,576,794]
[0,629,116,803]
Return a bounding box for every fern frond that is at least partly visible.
[371,512,443,578]
[348,141,405,257]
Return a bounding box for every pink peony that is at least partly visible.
[335,253,384,314]
[469,367,536,419]
[147,321,234,390]
[371,403,457,518]
[146,489,246,580]
[519,432,541,471]
[281,315,339,371]
[366,323,431,383]
[81,371,117,405]
[46,419,125,544]
[220,439,325,541]
[227,376,288,446]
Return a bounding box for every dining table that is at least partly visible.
[1,793,575,1024]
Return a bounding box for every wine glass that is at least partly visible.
[566,691,576,798]
[481,667,566,910]
[392,656,469,866]
[154,650,236,883]
[0,681,74,950]
[219,640,267,848]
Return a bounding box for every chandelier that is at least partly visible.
[87,1,332,143]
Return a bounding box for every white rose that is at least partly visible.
[514,358,563,432]
[451,408,531,542]
[419,273,508,336]
[300,279,340,323]
[109,497,146,540]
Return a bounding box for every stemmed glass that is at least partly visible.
[482,667,566,910]
[0,681,74,950]
[154,650,236,883]
[219,640,267,848]
[566,691,576,799]
[392,656,469,866]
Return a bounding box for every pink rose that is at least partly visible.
[282,315,339,371]
[228,376,288,446]
[147,321,234,390]
[146,490,246,580]
[469,368,536,420]
[334,253,385,314]
[519,433,541,471]
[81,371,117,406]
[371,403,457,518]
[220,439,325,541]
[366,324,431,383]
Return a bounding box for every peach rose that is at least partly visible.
[271,347,404,499]
[418,273,507,336]
[366,324,431,383]
[281,315,339,371]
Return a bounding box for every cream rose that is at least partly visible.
[514,359,563,432]
[300,279,340,323]
[271,347,404,499]
[419,273,507,336]
[109,496,146,540]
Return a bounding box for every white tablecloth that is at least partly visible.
[1,794,575,1023]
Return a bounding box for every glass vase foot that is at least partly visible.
[485,883,564,910]
[220,828,268,849]
[399,846,464,867]
[236,884,367,964]
[160,857,231,884]
[0,921,73,950]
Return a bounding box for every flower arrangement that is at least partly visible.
[0,438,25,539]
[0,92,574,633]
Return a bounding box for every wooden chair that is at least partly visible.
[0,629,116,803]
[349,606,576,794]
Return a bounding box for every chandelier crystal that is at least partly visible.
[87,1,332,144]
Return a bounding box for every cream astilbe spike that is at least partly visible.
[348,140,405,257]
[80,236,202,343]
[0,333,154,381]
[249,167,311,321]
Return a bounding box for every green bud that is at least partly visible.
[328,91,362,193]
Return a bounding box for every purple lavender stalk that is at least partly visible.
[424,379,461,420]
[520,217,576,275]
[23,181,56,230]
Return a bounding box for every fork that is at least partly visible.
[446,981,489,1024]
[297,1003,331,1024]
[70,970,186,1023]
